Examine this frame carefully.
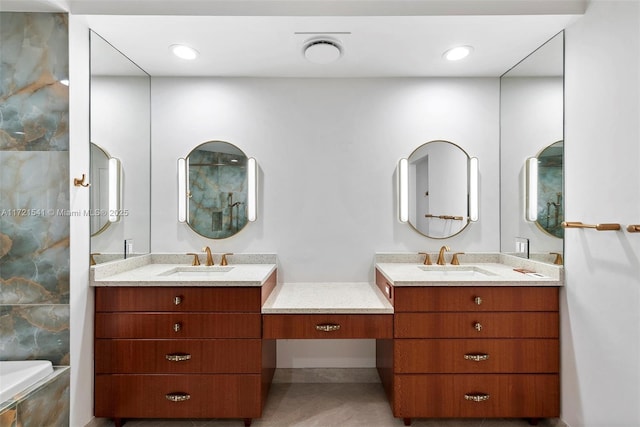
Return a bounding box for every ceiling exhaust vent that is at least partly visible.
[303,39,342,64]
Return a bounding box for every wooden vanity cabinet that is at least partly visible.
[94,272,276,427]
[375,270,560,425]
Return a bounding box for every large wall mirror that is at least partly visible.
[90,31,151,263]
[500,31,564,263]
[398,140,478,239]
[178,140,257,239]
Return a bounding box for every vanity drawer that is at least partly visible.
[95,313,261,338]
[394,339,559,373]
[95,339,262,374]
[262,314,393,339]
[95,286,262,312]
[393,286,559,312]
[395,312,559,339]
[95,374,262,419]
[394,374,559,418]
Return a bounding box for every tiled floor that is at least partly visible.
[108,383,566,427]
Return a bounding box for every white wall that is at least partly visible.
[151,77,500,277]
[69,15,93,427]
[563,1,640,426]
[151,77,500,367]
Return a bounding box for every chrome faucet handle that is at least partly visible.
[451,252,465,265]
[220,253,233,266]
[187,253,200,266]
[418,252,432,265]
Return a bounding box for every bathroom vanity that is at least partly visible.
[91,252,562,427]
[374,253,562,426]
[91,254,277,427]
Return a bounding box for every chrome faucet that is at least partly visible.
[202,246,214,266]
[436,245,450,265]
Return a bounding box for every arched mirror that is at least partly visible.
[398,140,478,239]
[90,142,122,237]
[526,140,564,238]
[178,140,257,239]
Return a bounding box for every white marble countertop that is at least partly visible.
[375,252,563,287]
[262,282,394,314]
[90,253,277,287]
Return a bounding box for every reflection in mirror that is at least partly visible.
[526,141,564,238]
[90,30,151,262]
[90,143,122,236]
[398,140,478,239]
[500,31,564,263]
[178,141,257,239]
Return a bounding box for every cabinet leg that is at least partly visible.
[528,418,540,426]
[243,418,252,427]
[113,418,124,427]
[403,418,412,426]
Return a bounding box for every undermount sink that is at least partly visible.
[416,265,496,278]
[159,266,235,277]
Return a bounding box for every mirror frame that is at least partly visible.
[398,139,478,239]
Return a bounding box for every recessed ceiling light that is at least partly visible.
[443,46,473,61]
[304,40,342,64]
[170,44,199,60]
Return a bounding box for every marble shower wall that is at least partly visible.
[0,13,70,365]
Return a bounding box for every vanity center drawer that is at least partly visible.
[262,314,393,339]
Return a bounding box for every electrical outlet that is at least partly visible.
[514,237,529,258]
[124,239,134,259]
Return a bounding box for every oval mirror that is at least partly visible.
[90,142,122,237]
[399,140,478,239]
[178,140,257,239]
[527,140,564,238]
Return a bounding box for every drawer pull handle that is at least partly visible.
[464,353,489,362]
[166,392,191,402]
[173,322,182,333]
[316,324,341,332]
[166,353,191,362]
[174,296,183,305]
[474,322,482,332]
[464,393,490,402]
[474,296,482,305]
